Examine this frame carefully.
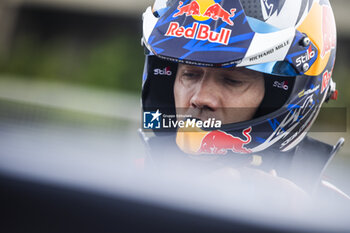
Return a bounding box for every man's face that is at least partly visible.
[174,64,265,124]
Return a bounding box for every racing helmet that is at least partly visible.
[141,0,338,155]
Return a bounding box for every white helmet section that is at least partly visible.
[153,0,168,11]
[260,0,316,29]
[142,7,159,52]
[238,28,295,67]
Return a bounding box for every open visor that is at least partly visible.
[145,0,317,77]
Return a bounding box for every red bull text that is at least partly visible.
[198,127,252,154]
[202,3,236,26]
[165,22,232,45]
[165,1,236,45]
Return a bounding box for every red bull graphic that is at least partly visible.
[173,1,237,26]
[165,22,232,45]
[321,69,332,93]
[198,127,252,154]
[173,1,201,17]
[321,5,336,58]
[202,3,236,26]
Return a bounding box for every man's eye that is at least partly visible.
[182,72,200,78]
[224,78,243,85]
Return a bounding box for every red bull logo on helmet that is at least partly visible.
[198,127,252,155]
[173,1,237,26]
[165,1,236,45]
[165,22,232,45]
[173,1,201,18]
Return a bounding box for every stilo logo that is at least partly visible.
[173,0,236,26]
[296,46,316,67]
[273,81,289,91]
[154,67,172,76]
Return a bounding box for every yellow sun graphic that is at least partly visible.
[192,0,215,21]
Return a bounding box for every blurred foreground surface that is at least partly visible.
[0,77,349,233]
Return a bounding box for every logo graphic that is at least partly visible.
[321,5,336,58]
[163,118,221,129]
[321,70,332,93]
[296,46,316,67]
[298,85,320,98]
[261,0,285,21]
[173,1,201,18]
[198,127,252,154]
[154,67,172,76]
[273,81,289,91]
[262,0,274,18]
[202,3,236,26]
[165,1,236,45]
[165,22,231,45]
[255,95,316,152]
[143,110,162,129]
[173,1,236,26]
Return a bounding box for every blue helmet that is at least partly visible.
[141,0,337,155]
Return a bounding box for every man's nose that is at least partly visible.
[190,76,221,111]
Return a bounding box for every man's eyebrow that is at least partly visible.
[223,68,252,74]
[181,65,202,70]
